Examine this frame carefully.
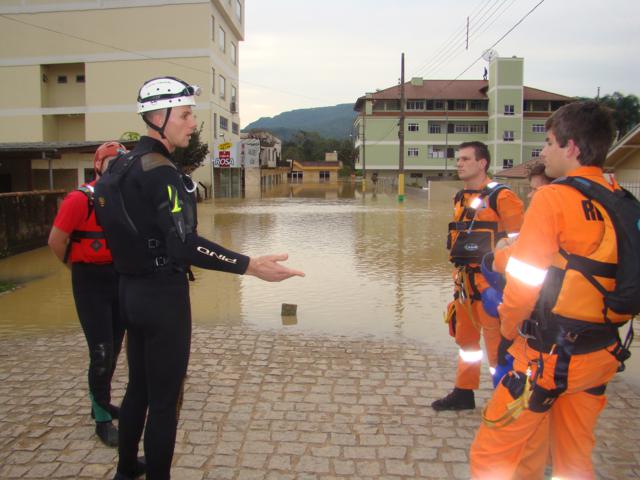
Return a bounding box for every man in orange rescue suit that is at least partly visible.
[48,142,127,448]
[432,141,524,410]
[470,101,633,479]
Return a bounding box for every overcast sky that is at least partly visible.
[238,0,640,127]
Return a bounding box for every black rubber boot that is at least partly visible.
[431,388,475,411]
[91,404,120,420]
[95,421,119,447]
[112,456,146,479]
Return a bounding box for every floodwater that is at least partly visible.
[0,182,456,348]
[0,180,637,385]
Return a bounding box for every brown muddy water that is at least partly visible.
[0,182,453,346]
[0,180,637,386]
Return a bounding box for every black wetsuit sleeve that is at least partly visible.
[144,166,250,274]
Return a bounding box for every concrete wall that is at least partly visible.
[0,190,64,258]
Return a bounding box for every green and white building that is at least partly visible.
[353,56,573,186]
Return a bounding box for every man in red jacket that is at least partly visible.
[48,142,127,448]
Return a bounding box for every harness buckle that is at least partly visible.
[154,256,168,267]
[148,238,161,249]
[564,331,579,343]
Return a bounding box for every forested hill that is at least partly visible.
[243,103,357,140]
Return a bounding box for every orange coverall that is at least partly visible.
[470,166,628,479]
[450,181,524,390]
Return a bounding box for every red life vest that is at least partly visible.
[65,183,112,264]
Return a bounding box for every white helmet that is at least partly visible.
[137,76,200,114]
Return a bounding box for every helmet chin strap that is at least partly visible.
[143,107,172,139]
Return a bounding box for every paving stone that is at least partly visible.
[0,326,638,479]
[23,462,59,478]
[296,456,330,474]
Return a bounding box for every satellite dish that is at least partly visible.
[482,49,499,62]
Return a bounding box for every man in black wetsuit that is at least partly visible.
[96,76,304,480]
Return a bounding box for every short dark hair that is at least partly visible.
[459,141,491,172]
[544,101,615,167]
[527,161,553,182]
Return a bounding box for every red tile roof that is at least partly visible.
[354,80,572,110]
[494,159,540,179]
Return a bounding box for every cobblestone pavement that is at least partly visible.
[1,326,639,479]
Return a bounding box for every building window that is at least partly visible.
[235,0,242,22]
[42,73,48,83]
[469,100,487,111]
[503,130,515,142]
[57,75,67,84]
[319,171,330,182]
[503,159,514,169]
[219,75,226,99]
[211,68,215,93]
[407,122,419,132]
[532,148,542,158]
[454,100,466,110]
[220,115,228,131]
[532,123,545,133]
[426,100,445,110]
[211,16,215,41]
[76,74,85,83]
[218,26,226,52]
[429,123,442,134]
[530,101,549,112]
[407,147,419,157]
[407,100,424,110]
[231,85,237,112]
[230,42,237,65]
[289,171,303,183]
[232,122,239,134]
[428,146,445,158]
[504,104,515,115]
[410,173,423,178]
[454,123,486,134]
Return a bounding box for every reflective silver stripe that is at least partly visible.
[459,349,483,363]
[470,197,483,209]
[505,257,548,287]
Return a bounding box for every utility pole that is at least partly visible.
[362,105,366,194]
[398,53,405,202]
[444,108,449,174]
[466,17,469,50]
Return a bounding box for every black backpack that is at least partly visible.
[554,176,640,316]
[94,151,152,274]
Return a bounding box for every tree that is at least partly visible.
[173,123,210,173]
[598,92,640,138]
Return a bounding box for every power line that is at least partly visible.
[435,0,546,96]
[417,0,514,80]
[423,0,518,79]
[364,0,546,147]
[411,0,497,78]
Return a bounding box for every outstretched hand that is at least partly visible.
[245,253,305,282]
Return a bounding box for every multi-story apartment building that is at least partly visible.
[353,57,573,186]
[0,0,243,191]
